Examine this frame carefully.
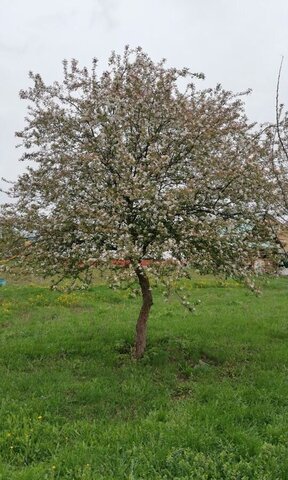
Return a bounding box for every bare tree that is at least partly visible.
[263,58,288,262]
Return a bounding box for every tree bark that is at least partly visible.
[134,266,153,359]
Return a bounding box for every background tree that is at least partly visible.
[264,58,288,262]
[269,113,288,263]
[1,47,277,358]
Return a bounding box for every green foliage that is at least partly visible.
[0,277,288,478]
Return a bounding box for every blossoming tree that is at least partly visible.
[1,47,276,357]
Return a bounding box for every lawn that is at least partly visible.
[0,276,287,479]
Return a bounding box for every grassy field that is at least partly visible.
[0,276,287,479]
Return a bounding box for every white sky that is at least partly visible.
[1,0,288,202]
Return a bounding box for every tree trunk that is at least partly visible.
[134,266,153,359]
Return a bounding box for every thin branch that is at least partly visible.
[276,56,288,162]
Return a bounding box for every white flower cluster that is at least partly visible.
[1,47,279,288]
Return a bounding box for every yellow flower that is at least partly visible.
[37,415,43,420]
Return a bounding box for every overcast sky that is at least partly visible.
[1,0,288,202]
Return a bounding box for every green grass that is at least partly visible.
[0,276,287,479]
